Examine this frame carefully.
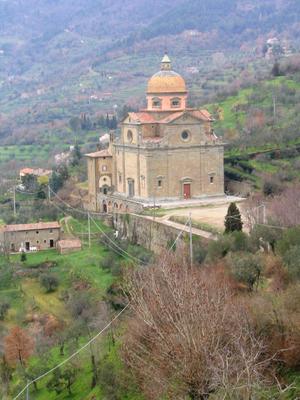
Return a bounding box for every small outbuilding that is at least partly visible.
[57,239,82,254]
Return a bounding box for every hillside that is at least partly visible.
[0,0,300,171]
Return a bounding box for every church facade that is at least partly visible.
[86,55,225,213]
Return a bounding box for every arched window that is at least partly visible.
[171,97,181,108]
[152,97,162,109]
[127,130,133,143]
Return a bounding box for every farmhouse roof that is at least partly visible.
[20,168,52,176]
[2,222,60,233]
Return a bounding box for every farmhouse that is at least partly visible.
[20,167,52,179]
[0,222,61,253]
[86,54,225,213]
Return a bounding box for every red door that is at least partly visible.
[183,183,191,199]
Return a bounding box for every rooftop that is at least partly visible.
[1,221,60,233]
[127,109,212,124]
[85,149,112,158]
[20,168,52,176]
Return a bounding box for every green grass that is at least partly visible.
[1,238,118,399]
[169,215,221,235]
[249,160,279,174]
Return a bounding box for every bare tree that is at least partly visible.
[269,185,300,227]
[123,254,272,399]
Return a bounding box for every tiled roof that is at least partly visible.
[189,109,212,121]
[20,168,35,175]
[2,222,60,233]
[126,109,212,125]
[85,149,112,158]
[128,112,157,124]
[160,111,185,123]
[20,168,52,176]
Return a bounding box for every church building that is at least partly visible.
[86,54,225,213]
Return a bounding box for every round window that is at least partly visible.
[181,130,190,141]
[127,130,133,143]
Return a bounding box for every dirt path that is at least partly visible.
[60,216,76,238]
[141,215,217,240]
[142,199,246,239]
[159,201,246,231]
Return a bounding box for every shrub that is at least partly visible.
[193,239,208,265]
[0,301,10,320]
[229,252,263,291]
[276,226,300,256]
[283,245,300,280]
[101,253,117,271]
[207,232,251,261]
[262,180,282,197]
[40,274,59,293]
[20,252,27,263]
[207,235,233,261]
[249,225,280,253]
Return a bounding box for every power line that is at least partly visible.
[48,186,109,217]
[12,215,190,399]
[90,215,147,265]
[13,303,130,400]
[50,200,148,262]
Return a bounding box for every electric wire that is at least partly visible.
[12,304,130,400]
[90,214,148,265]
[50,200,145,260]
[12,214,190,400]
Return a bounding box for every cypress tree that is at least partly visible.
[224,202,243,233]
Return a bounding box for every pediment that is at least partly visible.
[163,110,211,125]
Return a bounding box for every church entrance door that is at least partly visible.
[183,183,191,199]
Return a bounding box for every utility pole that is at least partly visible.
[272,92,276,120]
[13,185,16,218]
[26,382,30,400]
[189,212,193,268]
[262,203,266,225]
[48,184,51,202]
[88,212,91,248]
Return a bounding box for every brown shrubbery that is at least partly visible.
[250,284,300,369]
[123,254,273,399]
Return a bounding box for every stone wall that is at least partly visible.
[114,213,190,254]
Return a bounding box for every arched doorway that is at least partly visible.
[102,201,107,213]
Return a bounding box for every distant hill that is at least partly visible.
[0,0,300,175]
[1,0,300,76]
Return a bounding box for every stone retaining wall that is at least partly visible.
[113,213,211,254]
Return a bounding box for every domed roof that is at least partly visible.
[147,70,187,94]
[147,54,187,94]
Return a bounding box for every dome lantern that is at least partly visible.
[161,53,171,71]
